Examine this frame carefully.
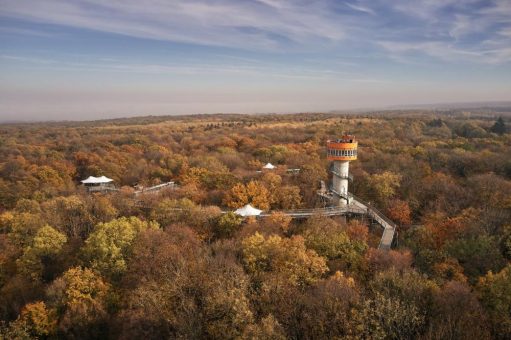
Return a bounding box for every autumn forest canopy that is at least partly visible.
[0,110,510,339]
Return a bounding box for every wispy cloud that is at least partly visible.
[1,0,510,64]
[345,2,375,15]
[362,0,511,64]
[0,0,345,50]
[0,54,57,64]
[378,40,511,64]
[499,27,511,38]
[0,26,60,38]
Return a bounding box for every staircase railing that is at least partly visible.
[349,193,397,249]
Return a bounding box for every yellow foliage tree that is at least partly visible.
[261,172,282,205]
[265,212,292,233]
[82,217,159,280]
[276,185,302,209]
[15,301,57,338]
[47,266,110,338]
[369,171,402,202]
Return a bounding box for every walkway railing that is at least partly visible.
[132,189,396,250]
[258,204,367,218]
[349,193,397,250]
[134,181,177,195]
[87,186,119,193]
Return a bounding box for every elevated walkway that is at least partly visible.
[134,189,396,250]
[259,192,397,250]
[259,204,367,218]
[87,181,177,195]
[134,181,176,195]
[349,194,397,250]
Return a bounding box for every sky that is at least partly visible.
[0,0,510,121]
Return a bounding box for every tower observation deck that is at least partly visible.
[327,135,357,205]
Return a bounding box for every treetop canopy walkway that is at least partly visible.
[258,193,396,250]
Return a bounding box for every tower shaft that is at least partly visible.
[326,135,357,206]
[332,160,349,194]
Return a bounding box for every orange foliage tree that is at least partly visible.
[386,199,412,226]
[224,180,270,210]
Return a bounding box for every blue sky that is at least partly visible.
[0,0,510,121]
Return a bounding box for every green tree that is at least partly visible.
[490,116,506,135]
[150,198,197,227]
[82,217,159,280]
[455,122,488,138]
[369,171,402,203]
[502,225,511,260]
[242,232,328,287]
[17,225,67,281]
[445,234,506,282]
[477,264,511,339]
[303,216,367,272]
[215,212,243,239]
[0,321,31,340]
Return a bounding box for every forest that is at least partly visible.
[0,110,510,339]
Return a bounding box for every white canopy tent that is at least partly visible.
[81,176,114,184]
[263,163,276,169]
[234,204,263,217]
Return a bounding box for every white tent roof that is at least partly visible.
[263,163,276,169]
[234,204,263,217]
[81,176,113,184]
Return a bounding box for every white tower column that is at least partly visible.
[332,160,349,205]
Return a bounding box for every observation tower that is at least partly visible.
[326,135,357,205]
